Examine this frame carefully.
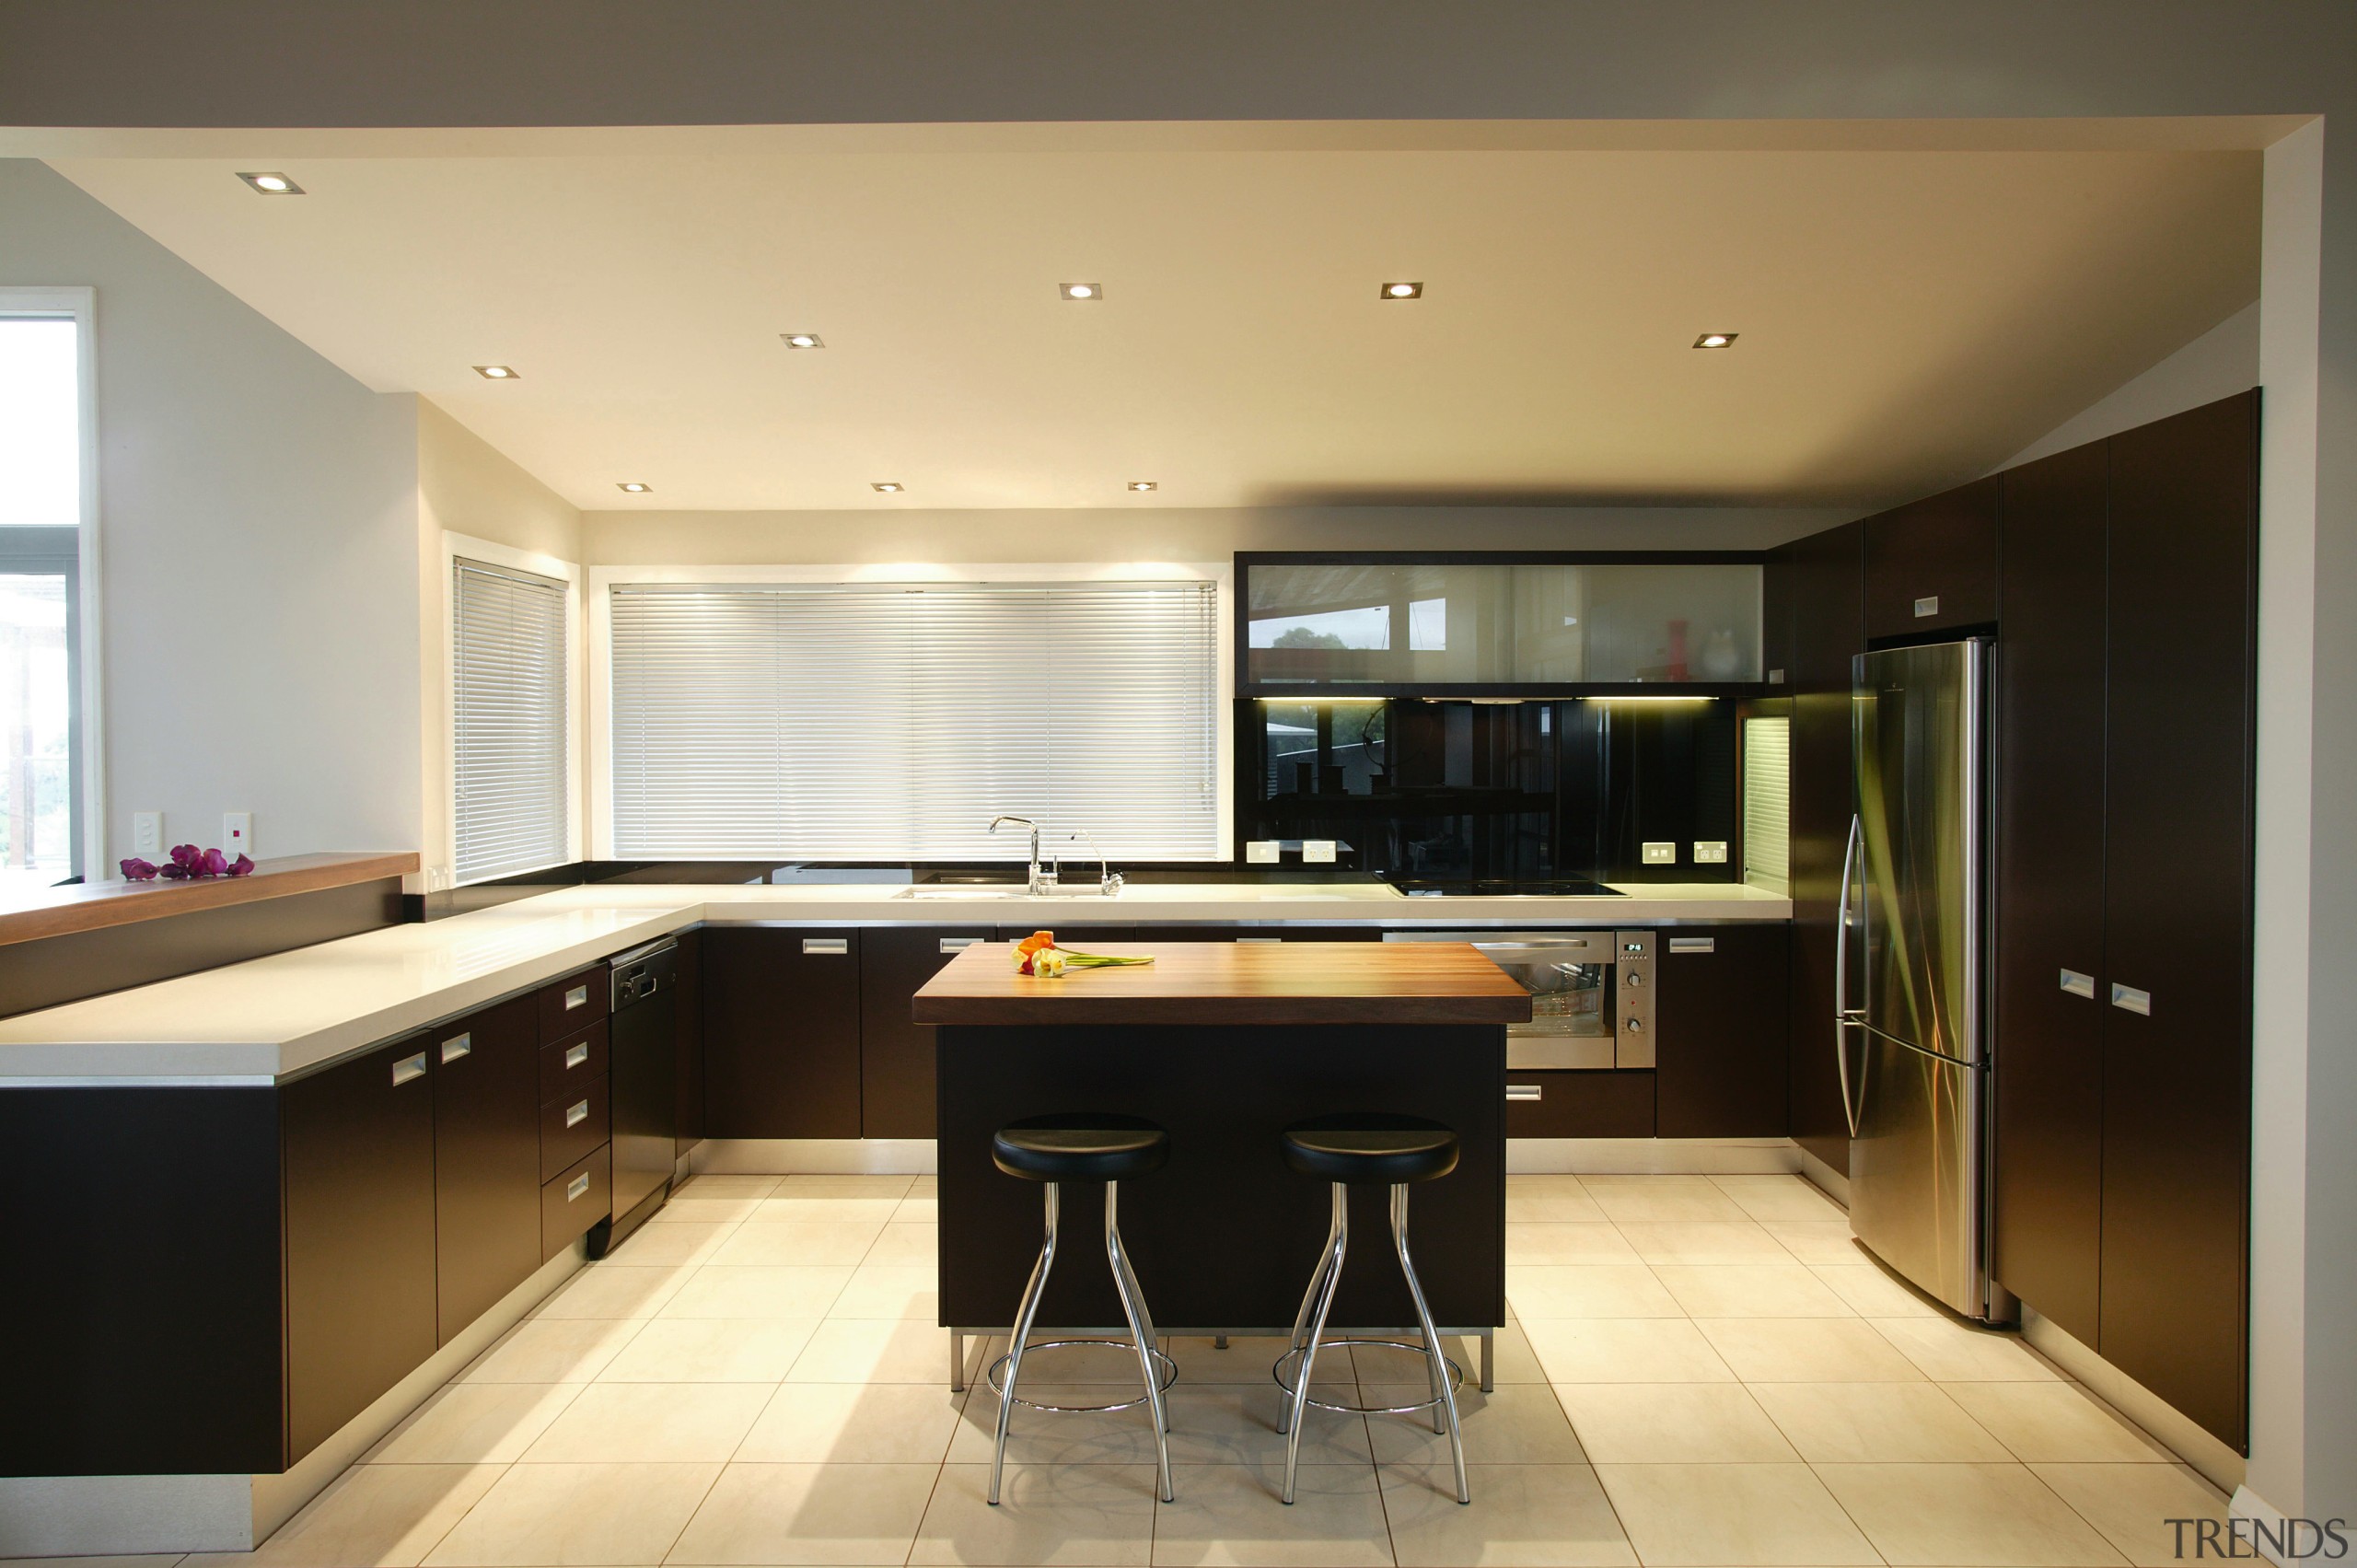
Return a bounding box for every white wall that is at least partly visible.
[2001,299,2260,469]
[0,159,421,866]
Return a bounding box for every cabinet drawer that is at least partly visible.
[1504,1070,1655,1138]
[539,966,609,1042]
[540,1074,609,1181]
[540,1145,611,1260]
[540,1018,610,1102]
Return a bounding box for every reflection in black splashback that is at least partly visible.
[1237,697,1740,885]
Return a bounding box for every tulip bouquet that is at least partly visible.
[121,843,256,881]
[1010,929,1155,978]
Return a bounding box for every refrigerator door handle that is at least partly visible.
[1832,813,1866,1139]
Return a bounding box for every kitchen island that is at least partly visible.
[914,940,1531,1384]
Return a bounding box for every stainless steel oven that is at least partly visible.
[1384,930,1655,1069]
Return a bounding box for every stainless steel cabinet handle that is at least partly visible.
[565,1099,590,1128]
[1235,936,1283,943]
[566,1172,590,1202]
[1505,1084,1542,1102]
[2060,969,2096,999]
[564,984,588,1011]
[2110,983,2152,1016]
[440,1032,471,1063]
[564,1041,589,1069]
[391,1051,428,1086]
[1666,936,1715,954]
[940,936,982,953]
[1914,594,1941,618]
[804,937,849,955]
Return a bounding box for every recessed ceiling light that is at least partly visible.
[1381,281,1423,300]
[1060,283,1102,301]
[780,333,825,349]
[616,482,652,494]
[237,171,304,195]
[871,482,904,494]
[1127,482,1157,493]
[1693,332,1737,349]
[473,365,519,379]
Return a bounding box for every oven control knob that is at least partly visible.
[1624,972,1643,988]
[1624,1017,1644,1033]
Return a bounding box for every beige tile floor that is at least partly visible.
[114,1172,2234,1568]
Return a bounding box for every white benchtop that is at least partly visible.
[0,879,1792,1084]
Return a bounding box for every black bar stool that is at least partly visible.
[1273,1114,1469,1506]
[985,1114,1177,1506]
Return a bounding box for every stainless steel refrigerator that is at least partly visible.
[1838,638,2003,1321]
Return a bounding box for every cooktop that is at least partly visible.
[1385,877,1625,899]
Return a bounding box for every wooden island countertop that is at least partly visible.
[911,939,1531,1028]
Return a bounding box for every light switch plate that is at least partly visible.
[224,811,253,859]
[132,811,163,856]
[1245,840,1281,865]
[1303,839,1337,864]
[1642,842,1677,865]
[1692,841,1729,864]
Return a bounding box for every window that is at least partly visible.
[1742,714,1791,894]
[452,557,571,882]
[1,304,91,892]
[607,580,1220,861]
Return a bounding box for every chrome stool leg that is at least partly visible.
[1391,1181,1469,1504]
[1276,1182,1347,1437]
[989,1180,1059,1506]
[1282,1182,1349,1504]
[1105,1180,1176,1502]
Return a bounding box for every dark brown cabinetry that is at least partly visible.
[1864,477,2000,639]
[431,994,541,1344]
[860,925,991,1138]
[674,928,705,1156]
[703,927,863,1137]
[1655,925,1791,1137]
[1504,1070,1655,1137]
[283,1035,439,1464]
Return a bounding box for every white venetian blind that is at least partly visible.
[1742,714,1792,895]
[452,558,570,882]
[609,581,1220,861]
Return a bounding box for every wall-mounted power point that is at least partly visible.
[1642,842,1678,865]
[1245,840,1281,865]
[132,812,163,857]
[1303,840,1338,865]
[1693,841,1729,865]
[224,811,253,860]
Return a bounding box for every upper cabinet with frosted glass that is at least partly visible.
[1237,553,1766,697]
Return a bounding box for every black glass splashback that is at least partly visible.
[1237,697,1740,884]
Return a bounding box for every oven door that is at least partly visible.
[1475,940,1617,1069]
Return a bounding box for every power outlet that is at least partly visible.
[224,811,253,860]
[132,811,163,856]
[1693,841,1729,865]
[1302,840,1337,865]
[1641,842,1678,865]
[1245,840,1281,865]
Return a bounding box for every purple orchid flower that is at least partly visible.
[199,847,230,876]
[120,856,157,880]
[229,854,255,876]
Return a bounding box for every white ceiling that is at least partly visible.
[52,135,2258,511]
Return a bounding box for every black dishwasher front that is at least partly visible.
[590,938,678,1255]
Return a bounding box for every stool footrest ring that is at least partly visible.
[1272,1341,1465,1415]
[989,1340,1178,1413]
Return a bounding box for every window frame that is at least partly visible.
[0,287,102,883]
[441,531,584,884]
[586,561,1235,861]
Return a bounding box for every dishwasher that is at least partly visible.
[588,937,678,1256]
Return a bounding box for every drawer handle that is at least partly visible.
[440,1032,472,1063]
[391,1051,428,1086]
[2060,969,2096,999]
[564,984,588,1011]
[804,938,849,955]
[566,1171,590,1202]
[1235,936,1283,944]
[2110,982,2152,1016]
[1914,594,1941,618]
[565,1040,590,1069]
[940,937,981,953]
[565,1098,590,1128]
[1506,1084,1542,1101]
[1666,936,1715,954]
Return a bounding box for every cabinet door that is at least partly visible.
[284,1036,438,1463]
[1784,519,1864,1174]
[1991,438,2110,1345]
[431,994,541,1345]
[674,928,705,1156]
[703,927,863,1137]
[1655,926,1791,1137]
[1864,477,2000,640]
[2099,390,2257,1451]
[860,926,992,1138]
